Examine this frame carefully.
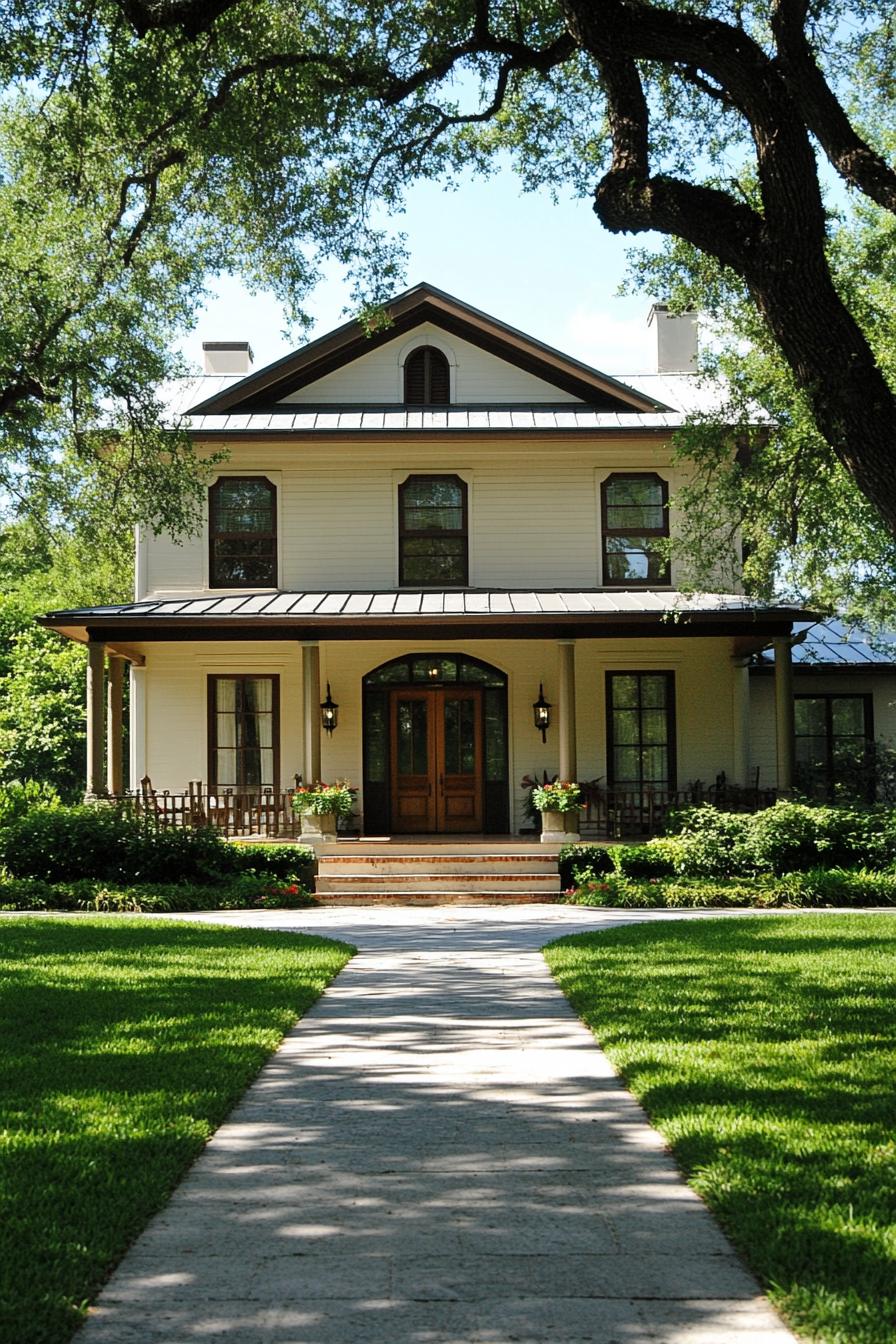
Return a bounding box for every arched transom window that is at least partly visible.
[404,345,450,404]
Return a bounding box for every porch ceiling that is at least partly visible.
[41,588,812,647]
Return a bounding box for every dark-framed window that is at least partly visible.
[606,672,676,789]
[209,476,277,588]
[208,675,280,792]
[398,474,468,586]
[404,346,450,404]
[601,473,670,586]
[794,694,873,801]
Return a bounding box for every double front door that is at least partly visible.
[390,687,483,833]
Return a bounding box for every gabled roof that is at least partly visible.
[187,283,670,416]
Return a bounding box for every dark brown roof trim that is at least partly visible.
[187,283,669,416]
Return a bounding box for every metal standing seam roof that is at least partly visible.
[178,407,690,435]
[44,589,806,623]
[754,619,896,668]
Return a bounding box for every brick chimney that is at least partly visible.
[202,341,254,375]
[647,305,698,373]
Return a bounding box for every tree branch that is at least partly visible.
[771,0,896,213]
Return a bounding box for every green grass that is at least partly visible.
[0,917,353,1344]
[544,915,896,1344]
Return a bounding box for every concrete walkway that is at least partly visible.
[80,906,797,1343]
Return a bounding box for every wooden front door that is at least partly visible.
[390,687,483,833]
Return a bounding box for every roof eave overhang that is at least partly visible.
[42,608,808,646]
[186,285,670,416]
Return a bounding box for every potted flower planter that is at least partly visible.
[539,808,580,845]
[531,780,582,845]
[299,811,338,844]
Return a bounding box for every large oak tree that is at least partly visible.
[1,1,894,594]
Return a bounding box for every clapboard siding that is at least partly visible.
[140,438,721,596]
[135,634,743,829]
[278,325,583,404]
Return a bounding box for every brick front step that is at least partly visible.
[315,892,562,905]
[313,843,563,903]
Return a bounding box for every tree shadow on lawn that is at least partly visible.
[546,916,896,1341]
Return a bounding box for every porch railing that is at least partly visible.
[578,777,777,839]
[104,775,778,841]
[110,780,306,839]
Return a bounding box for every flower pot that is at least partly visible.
[299,811,338,845]
[539,808,580,845]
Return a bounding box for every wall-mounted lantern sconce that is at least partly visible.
[533,683,551,742]
[320,683,339,734]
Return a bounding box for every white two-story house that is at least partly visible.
[42,284,894,836]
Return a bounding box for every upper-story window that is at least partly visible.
[399,475,468,586]
[602,473,670,586]
[209,476,277,588]
[404,346,450,404]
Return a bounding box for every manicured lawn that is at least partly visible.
[0,917,353,1344]
[544,914,896,1344]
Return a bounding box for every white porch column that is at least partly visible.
[86,640,106,798]
[731,660,751,786]
[773,635,795,793]
[557,639,577,782]
[302,641,322,784]
[130,663,147,787]
[106,655,124,795]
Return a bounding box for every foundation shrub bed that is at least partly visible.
[557,843,615,888]
[0,873,316,913]
[0,804,315,888]
[566,868,896,909]
[611,841,680,877]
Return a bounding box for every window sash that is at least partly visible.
[602,474,670,587]
[794,694,873,798]
[208,675,280,792]
[399,475,468,586]
[606,672,676,789]
[209,477,277,588]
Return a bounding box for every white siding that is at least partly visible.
[142,438,717,596]
[279,325,583,404]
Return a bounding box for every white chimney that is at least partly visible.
[202,341,254,375]
[647,305,698,373]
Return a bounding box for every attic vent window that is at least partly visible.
[404,346,450,404]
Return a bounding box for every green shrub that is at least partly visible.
[747,801,823,874]
[776,867,896,907]
[666,805,755,876]
[224,841,315,883]
[557,843,613,888]
[0,876,60,910]
[0,805,232,883]
[611,841,678,877]
[567,875,664,907]
[0,780,61,832]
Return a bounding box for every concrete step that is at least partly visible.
[315,841,547,857]
[316,892,562,905]
[316,873,561,894]
[318,855,558,876]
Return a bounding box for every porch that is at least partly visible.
[109,773,778,842]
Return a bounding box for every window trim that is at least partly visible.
[398,473,469,587]
[208,475,278,590]
[207,674,281,793]
[403,345,451,405]
[605,670,677,790]
[601,471,671,588]
[794,692,873,799]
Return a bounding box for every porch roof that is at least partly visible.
[41,588,811,648]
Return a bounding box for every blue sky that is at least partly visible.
[182,167,664,378]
